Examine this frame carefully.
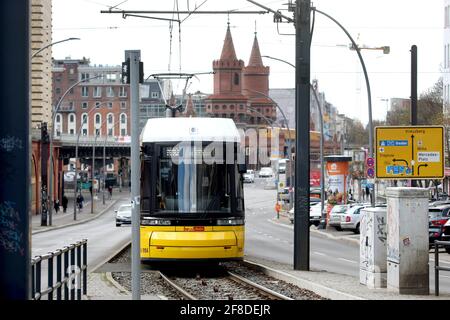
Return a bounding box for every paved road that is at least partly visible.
[244,178,450,294]
[32,196,131,277]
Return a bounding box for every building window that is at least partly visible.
[234,73,240,85]
[68,113,76,135]
[95,102,101,109]
[120,113,127,136]
[81,87,88,97]
[214,105,219,110]
[81,73,89,81]
[95,114,101,124]
[108,102,113,109]
[56,88,61,94]
[119,86,127,97]
[106,73,116,82]
[239,104,244,110]
[151,92,159,98]
[107,113,114,136]
[93,86,102,98]
[222,105,227,110]
[55,114,62,136]
[81,113,88,135]
[121,102,127,109]
[230,105,235,110]
[69,88,74,95]
[106,86,115,97]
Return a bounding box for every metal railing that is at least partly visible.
[31,239,88,300]
[434,240,450,296]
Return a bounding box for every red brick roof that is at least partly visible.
[220,26,238,61]
[248,34,264,67]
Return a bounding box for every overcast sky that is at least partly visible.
[52,0,444,124]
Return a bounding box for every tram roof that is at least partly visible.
[141,117,241,143]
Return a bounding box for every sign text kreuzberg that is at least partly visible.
[375,126,444,179]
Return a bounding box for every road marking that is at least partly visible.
[441,275,450,279]
[338,258,358,264]
[313,251,326,256]
[430,258,450,266]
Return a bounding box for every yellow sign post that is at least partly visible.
[375,126,444,179]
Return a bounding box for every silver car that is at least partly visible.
[340,205,366,234]
[115,204,132,227]
[328,204,350,231]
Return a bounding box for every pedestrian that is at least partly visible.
[77,193,84,210]
[275,201,281,219]
[365,186,370,202]
[108,185,113,200]
[54,199,60,213]
[62,195,68,213]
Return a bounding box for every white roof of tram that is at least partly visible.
[141,117,241,143]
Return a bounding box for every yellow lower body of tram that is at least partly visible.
[140,225,244,261]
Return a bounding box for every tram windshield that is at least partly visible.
[148,143,244,215]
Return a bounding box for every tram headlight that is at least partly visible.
[141,218,171,226]
[216,218,244,226]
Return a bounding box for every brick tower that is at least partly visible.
[205,25,248,125]
[243,33,276,127]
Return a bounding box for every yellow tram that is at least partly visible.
[139,118,245,261]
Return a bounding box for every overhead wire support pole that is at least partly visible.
[312,7,375,207]
[126,50,141,301]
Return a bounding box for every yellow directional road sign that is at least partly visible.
[375,126,444,179]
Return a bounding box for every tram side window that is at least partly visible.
[235,164,244,212]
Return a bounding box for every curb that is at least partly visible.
[267,217,360,246]
[90,240,131,273]
[243,259,365,300]
[105,272,130,295]
[32,198,121,235]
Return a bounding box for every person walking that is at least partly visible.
[54,199,60,214]
[77,193,84,211]
[62,195,68,213]
[108,185,113,200]
[275,201,281,219]
[365,185,370,202]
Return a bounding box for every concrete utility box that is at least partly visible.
[386,187,429,295]
[360,207,387,289]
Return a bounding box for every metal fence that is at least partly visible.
[31,239,87,300]
[434,240,450,296]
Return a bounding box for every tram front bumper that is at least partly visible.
[140,227,244,260]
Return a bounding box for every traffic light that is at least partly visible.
[122,59,144,84]
[121,58,130,84]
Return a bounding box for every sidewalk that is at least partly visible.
[244,255,450,300]
[32,187,128,234]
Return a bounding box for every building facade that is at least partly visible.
[52,58,131,139]
[30,0,53,215]
[31,0,53,128]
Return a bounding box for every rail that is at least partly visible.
[31,239,88,300]
[434,240,450,296]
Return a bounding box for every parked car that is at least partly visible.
[259,167,274,178]
[341,205,366,234]
[288,202,322,226]
[441,219,450,254]
[243,170,255,183]
[328,204,350,231]
[428,205,450,228]
[115,204,132,227]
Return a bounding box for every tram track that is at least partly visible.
[104,244,325,300]
[158,268,293,300]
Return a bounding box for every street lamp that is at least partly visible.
[31,37,80,59]
[49,75,101,225]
